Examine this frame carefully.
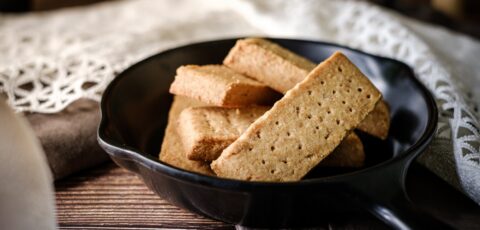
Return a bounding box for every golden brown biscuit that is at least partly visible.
[177,106,269,161]
[178,106,365,167]
[169,64,279,107]
[159,96,214,175]
[320,132,365,168]
[212,52,381,181]
[224,38,390,139]
[357,100,390,140]
[224,38,316,94]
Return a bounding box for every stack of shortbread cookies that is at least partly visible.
[159,38,390,182]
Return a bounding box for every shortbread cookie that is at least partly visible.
[320,132,365,168]
[356,100,390,140]
[169,65,279,107]
[178,106,365,167]
[224,38,390,140]
[178,106,269,161]
[159,96,214,175]
[224,38,316,94]
[212,52,381,181]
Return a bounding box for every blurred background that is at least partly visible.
[0,0,479,39]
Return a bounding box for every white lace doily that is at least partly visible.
[1,0,479,204]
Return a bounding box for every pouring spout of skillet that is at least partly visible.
[98,38,453,229]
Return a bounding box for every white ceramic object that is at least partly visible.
[0,99,56,230]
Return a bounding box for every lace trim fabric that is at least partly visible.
[0,0,253,112]
[0,0,479,203]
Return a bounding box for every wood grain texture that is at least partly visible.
[55,162,480,229]
[55,163,232,229]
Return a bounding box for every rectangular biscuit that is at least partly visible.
[357,100,390,140]
[159,96,214,176]
[224,38,316,94]
[224,38,390,139]
[211,52,381,181]
[178,106,365,167]
[320,132,365,168]
[178,106,270,161]
[169,64,280,107]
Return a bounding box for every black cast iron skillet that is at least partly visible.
[98,38,451,229]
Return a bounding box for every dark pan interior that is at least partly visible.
[102,38,429,178]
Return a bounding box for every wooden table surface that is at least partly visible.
[55,163,232,229]
[55,162,480,229]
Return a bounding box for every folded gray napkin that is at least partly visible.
[26,99,108,180]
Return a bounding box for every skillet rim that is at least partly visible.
[97,37,438,190]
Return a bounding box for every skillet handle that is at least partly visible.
[364,192,454,230]
[347,162,454,230]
